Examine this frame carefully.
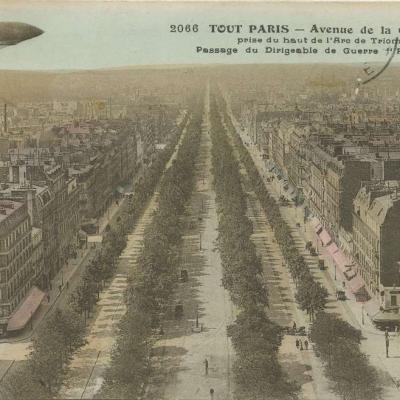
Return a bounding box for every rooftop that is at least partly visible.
[355,181,400,225]
[0,200,24,224]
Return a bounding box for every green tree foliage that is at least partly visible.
[0,364,50,400]
[103,306,152,397]
[217,92,381,400]
[310,312,381,400]
[1,307,85,398]
[99,100,203,398]
[295,277,328,321]
[0,112,193,400]
[210,95,297,399]
[216,92,329,321]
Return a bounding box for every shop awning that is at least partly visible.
[326,243,352,275]
[326,242,339,254]
[348,276,365,294]
[7,286,45,332]
[314,223,323,233]
[317,228,332,246]
[344,270,357,281]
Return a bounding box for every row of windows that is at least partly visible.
[354,218,379,252]
[0,219,30,251]
[0,300,10,317]
[7,246,33,280]
[355,234,378,266]
[7,279,33,312]
[4,235,31,263]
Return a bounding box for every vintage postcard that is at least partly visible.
[1,1,400,399]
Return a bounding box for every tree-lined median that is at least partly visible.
[210,94,298,400]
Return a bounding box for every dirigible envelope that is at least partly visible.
[0,22,43,48]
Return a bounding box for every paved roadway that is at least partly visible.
[145,85,235,400]
[0,198,123,383]
[58,115,191,399]
[222,92,400,399]
[219,107,338,400]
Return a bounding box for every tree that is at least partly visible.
[0,363,51,399]
[296,279,328,320]
[105,306,152,390]
[25,308,85,394]
[69,270,97,321]
[310,312,381,400]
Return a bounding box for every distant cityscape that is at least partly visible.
[0,83,187,334]
[2,65,400,400]
[226,65,400,318]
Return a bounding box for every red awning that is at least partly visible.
[326,243,352,275]
[348,276,365,294]
[7,286,45,332]
[314,223,323,234]
[326,242,339,258]
[317,228,332,246]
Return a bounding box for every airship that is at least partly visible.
[0,22,43,48]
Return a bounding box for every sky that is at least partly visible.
[1,1,400,70]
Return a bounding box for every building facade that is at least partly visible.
[353,182,400,307]
[0,200,35,333]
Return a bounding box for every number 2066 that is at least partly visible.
[170,24,199,33]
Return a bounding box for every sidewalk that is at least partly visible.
[218,95,400,397]
[146,106,235,400]
[221,109,337,400]
[235,119,400,397]
[0,197,125,345]
[58,113,192,399]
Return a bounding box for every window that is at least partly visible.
[391,295,397,307]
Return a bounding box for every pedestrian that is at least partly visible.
[293,321,297,332]
[300,339,303,351]
[295,338,300,350]
[385,327,390,339]
[304,339,309,350]
[210,388,214,400]
[204,358,209,375]
[385,327,390,357]
[386,336,390,358]
[66,281,69,289]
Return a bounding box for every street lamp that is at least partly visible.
[385,328,390,358]
[362,302,365,325]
